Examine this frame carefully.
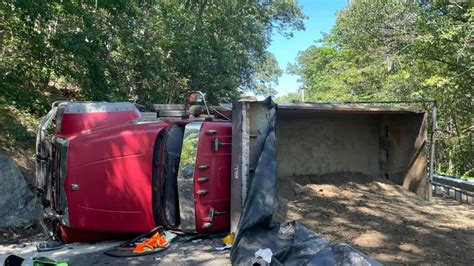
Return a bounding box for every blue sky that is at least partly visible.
[268,0,347,96]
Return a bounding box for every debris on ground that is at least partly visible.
[222,232,234,245]
[71,237,230,265]
[276,172,474,265]
[37,240,65,252]
[104,227,176,258]
[1,237,231,265]
[0,224,46,245]
[4,254,68,266]
[254,248,273,263]
[214,244,232,251]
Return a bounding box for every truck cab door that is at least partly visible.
[176,121,231,233]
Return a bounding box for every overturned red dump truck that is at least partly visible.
[36,93,430,243]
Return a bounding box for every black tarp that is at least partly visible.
[230,99,381,265]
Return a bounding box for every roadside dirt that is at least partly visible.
[0,224,47,245]
[276,172,474,265]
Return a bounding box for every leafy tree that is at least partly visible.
[290,0,473,176]
[250,52,283,97]
[274,91,302,103]
[1,0,305,112]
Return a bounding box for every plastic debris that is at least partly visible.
[133,232,168,253]
[222,232,234,245]
[104,227,172,257]
[191,239,202,243]
[255,248,273,263]
[4,254,68,266]
[37,240,65,252]
[14,243,27,248]
[163,230,177,243]
[215,244,232,251]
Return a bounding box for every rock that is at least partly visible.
[0,154,41,228]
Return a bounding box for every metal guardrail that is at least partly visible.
[432,174,474,204]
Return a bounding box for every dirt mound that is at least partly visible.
[276,172,474,265]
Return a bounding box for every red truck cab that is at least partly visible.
[36,100,231,242]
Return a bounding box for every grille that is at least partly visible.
[52,138,68,213]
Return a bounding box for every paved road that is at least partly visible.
[68,237,230,265]
[1,237,231,265]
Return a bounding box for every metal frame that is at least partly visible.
[305,100,436,105]
[36,105,59,204]
[428,104,437,202]
[230,99,275,233]
[432,174,474,204]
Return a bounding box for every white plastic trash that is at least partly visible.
[254,248,273,263]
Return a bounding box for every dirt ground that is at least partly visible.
[276,172,474,265]
[0,225,46,245]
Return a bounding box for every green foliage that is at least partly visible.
[0,104,38,149]
[274,91,301,103]
[290,0,473,177]
[180,132,199,166]
[460,169,474,181]
[251,52,283,97]
[0,0,305,112]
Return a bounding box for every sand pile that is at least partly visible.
[276,172,474,265]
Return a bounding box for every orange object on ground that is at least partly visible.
[132,232,168,253]
[133,243,154,253]
[149,232,168,247]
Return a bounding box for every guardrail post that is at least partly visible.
[428,104,437,202]
[455,191,461,202]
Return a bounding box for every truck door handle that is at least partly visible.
[211,138,231,151]
[208,207,230,223]
[202,208,230,230]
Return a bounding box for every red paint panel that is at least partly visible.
[57,110,140,138]
[64,121,167,233]
[58,224,134,243]
[194,121,232,233]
